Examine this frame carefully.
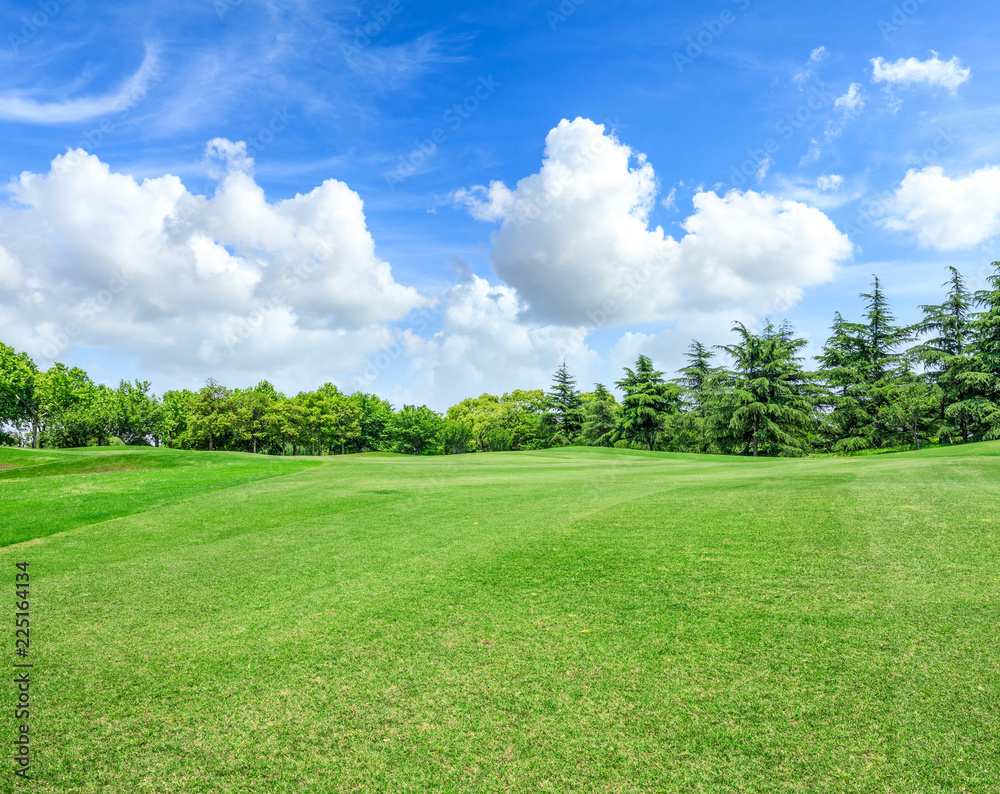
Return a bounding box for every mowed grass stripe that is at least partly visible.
[1,446,998,791]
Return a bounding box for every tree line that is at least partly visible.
[3,264,1000,457]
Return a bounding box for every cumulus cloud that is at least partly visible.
[0,45,162,124]
[402,274,599,408]
[882,165,1000,250]
[0,143,428,387]
[871,54,971,93]
[455,118,853,325]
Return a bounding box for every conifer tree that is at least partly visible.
[580,383,618,446]
[547,360,584,443]
[914,267,982,442]
[672,341,720,453]
[614,355,680,450]
[709,321,816,456]
[970,261,1000,438]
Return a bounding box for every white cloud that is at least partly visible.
[0,245,25,289]
[834,83,865,116]
[793,46,828,86]
[756,154,773,182]
[0,45,162,124]
[455,118,853,325]
[882,165,1000,250]
[402,274,599,407]
[871,54,971,93]
[817,174,844,191]
[0,143,428,389]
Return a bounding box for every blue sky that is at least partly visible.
[0,0,998,409]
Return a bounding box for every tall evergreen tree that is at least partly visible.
[708,321,816,457]
[858,276,916,446]
[970,261,1000,438]
[914,267,982,442]
[547,361,584,443]
[614,355,680,450]
[580,384,618,447]
[672,341,720,453]
[816,312,871,451]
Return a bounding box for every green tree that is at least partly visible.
[438,419,473,454]
[580,384,618,446]
[878,359,940,450]
[385,405,443,455]
[546,361,583,443]
[914,267,982,442]
[184,379,235,451]
[708,322,816,457]
[160,389,195,449]
[966,261,1000,438]
[816,312,871,452]
[107,380,161,445]
[672,341,720,453]
[614,355,680,450]
[0,343,43,447]
[348,392,394,452]
[858,276,916,447]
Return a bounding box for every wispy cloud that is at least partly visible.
[0,44,161,124]
[792,45,828,87]
[342,32,471,91]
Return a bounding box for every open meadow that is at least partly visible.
[1,444,998,792]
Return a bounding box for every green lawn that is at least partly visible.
[1,445,998,791]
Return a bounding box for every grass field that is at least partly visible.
[1,444,998,792]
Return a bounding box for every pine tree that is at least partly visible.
[580,383,618,446]
[914,267,982,442]
[816,312,871,451]
[547,361,584,443]
[614,355,680,450]
[672,341,720,453]
[858,276,916,446]
[970,261,1000,438]
[708,321,816,457]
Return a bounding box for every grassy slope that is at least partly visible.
[1,445,997,792]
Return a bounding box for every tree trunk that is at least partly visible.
[752,419,758,457]
[208,435,213,451]
[341,440,345,455]
[293,443,297,456]
[253,437,257,454]
[31,422,39,449]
